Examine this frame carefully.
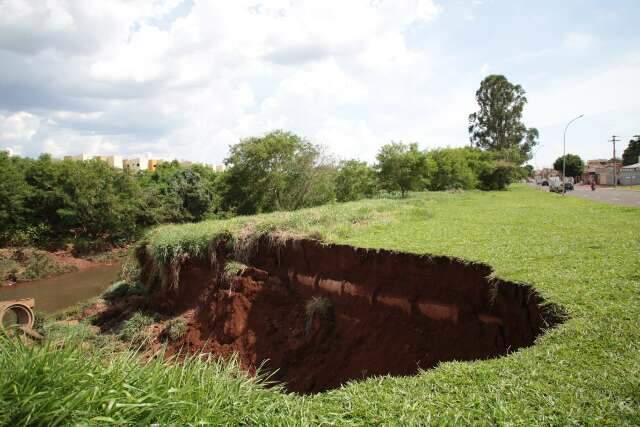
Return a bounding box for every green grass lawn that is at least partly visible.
[2,184,639,425]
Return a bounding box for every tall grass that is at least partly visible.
[0,334,306,426]
[2,185,639,424]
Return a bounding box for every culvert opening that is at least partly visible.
[0,301,35,330]
[143,237,565,394]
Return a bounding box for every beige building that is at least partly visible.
[582,159,622,185]
[64,153,92,161]
[123,158,148,172]
[93,155,123,169]
[148,159,163,171]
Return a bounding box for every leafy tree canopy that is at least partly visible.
[376,142,429,197]
[622,136,640,166]
[335,160,377,202]
[553,154,585,178]
[219,130,335,215]
[468,75,538,164]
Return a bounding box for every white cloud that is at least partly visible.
[563,32,597,52]
[0,0,445,163]
[0,0,637,170]
[527,54,640,127]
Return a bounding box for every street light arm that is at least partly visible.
[563,114,584,138]
[562,114,584,195]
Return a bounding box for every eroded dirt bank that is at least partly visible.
[140,237,562,394]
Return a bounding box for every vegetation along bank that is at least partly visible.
[2,185,638,425]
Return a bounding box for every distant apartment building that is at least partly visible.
[148,159,163,171]
[64,153,92,161]
[122,158,148,172]
[61,153,225,174]
[93,155,123,169]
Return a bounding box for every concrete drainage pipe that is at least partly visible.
[0,298,36,331]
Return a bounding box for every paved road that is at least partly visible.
[542,185,640,207]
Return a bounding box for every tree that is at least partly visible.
[139,162,217,223]
[523,164,534,177]
[375,142,429,197]
[553,154,585,178]
[426,148,478,191]
[622,136,640,166]
[0,152,31,245]
[335,160,377,202]
[468,75,538,164]
[219,130,334,214]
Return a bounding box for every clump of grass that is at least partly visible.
[224,261,247,276]
[50,297,103,321]
[102,280,146,302]
[32,310,47,336]
[118,251,141,283]
[162,317,188,342]
[119,312,156,344]
[305,296,335,334]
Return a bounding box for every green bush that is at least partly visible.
[163,317,188,342]
[102,281,146,302]
[119,312,156,344]
[335,160,378,202]
[426,148,479,191]
[305,296,335,334]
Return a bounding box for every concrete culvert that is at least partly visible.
[141,238,566,394]
[0,298,35,330]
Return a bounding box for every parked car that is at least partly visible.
[549,180,564,193]
[564,182,574,191]
[541,180,549,186]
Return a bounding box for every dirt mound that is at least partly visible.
[142,237,563,394]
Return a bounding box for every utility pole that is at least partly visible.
[610,135,619,188]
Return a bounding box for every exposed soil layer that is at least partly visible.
[142,237,563,394]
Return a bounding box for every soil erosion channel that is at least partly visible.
[136,237,563,394]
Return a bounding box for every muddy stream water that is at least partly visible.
[0,264,121,313]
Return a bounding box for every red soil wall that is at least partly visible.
[148,237,560,394]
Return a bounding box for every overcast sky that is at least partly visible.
[1,0,639,167]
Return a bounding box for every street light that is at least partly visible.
[562,114,584,195]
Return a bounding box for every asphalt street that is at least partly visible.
[534,184,640,207]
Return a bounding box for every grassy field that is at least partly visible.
[1,184,639,425]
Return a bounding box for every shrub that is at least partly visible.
[478,161,519,190]
[119,312,156,344]
[335,160,378,202]
[426,148,478,191]
[22,251,75,280]
[305,296,335,334]
[102,281,146,302]
[119,253,141,283]
[163,317,188,342]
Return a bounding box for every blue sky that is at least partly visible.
[0,0,638,167]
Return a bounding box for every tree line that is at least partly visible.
[0,74,540,250]
[0,135,529,249]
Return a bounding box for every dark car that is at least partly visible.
[564,182,574,191]
[541,180,549,186]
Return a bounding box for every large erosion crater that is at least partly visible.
[140,237,563,394]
